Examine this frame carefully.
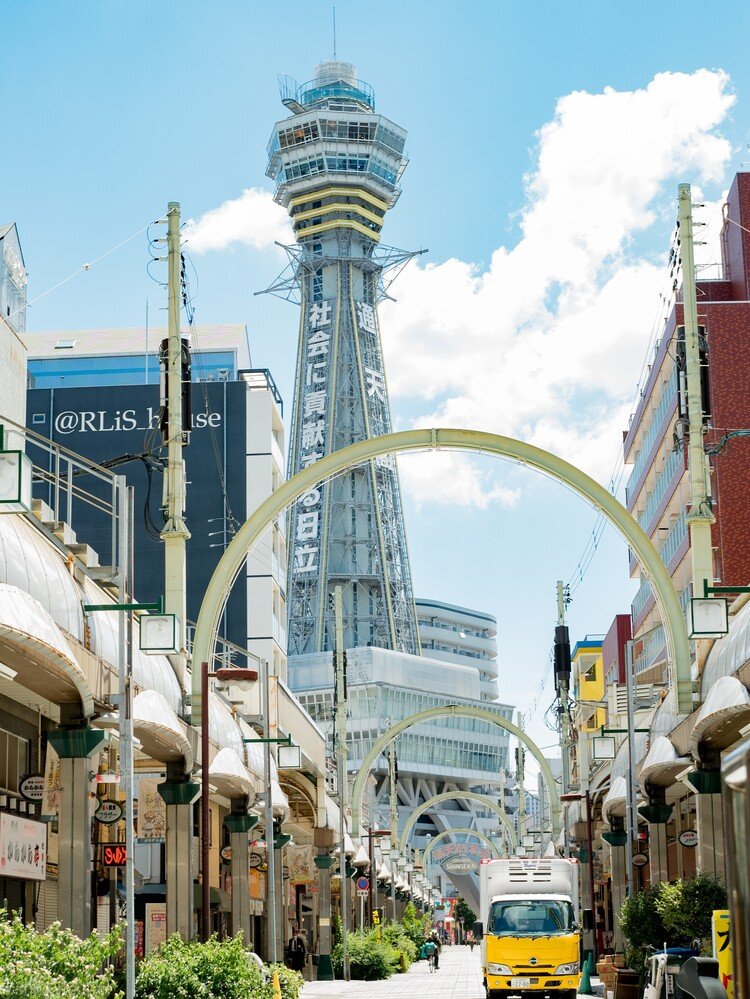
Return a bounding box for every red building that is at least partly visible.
[623,172,750,680]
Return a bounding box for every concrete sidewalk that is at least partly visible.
[302,944,484,998]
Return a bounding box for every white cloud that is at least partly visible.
[381,69,735,506]
[397,451,520,511]
[184,187,291,252]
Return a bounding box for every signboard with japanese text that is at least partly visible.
[137,778,166,843]
[0,813,47,880]
[712,910,733,999]
[145,902,168,955]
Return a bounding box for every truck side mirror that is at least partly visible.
[472,920,484,939]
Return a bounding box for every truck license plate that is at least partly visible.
[510,978,531,988]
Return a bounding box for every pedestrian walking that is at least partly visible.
[287,926,307,973]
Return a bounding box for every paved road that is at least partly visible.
[301,945,603,999]
[302,945,488,998]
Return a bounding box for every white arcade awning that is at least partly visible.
[640,735,690,791]
[690,675,750,758]
[133,689,193,769]
[209,746,258,800]
[0,583,93,716]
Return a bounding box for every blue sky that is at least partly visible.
[6,1,750,767]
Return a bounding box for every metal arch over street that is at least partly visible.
[191,427,692,725]
[399,790,517,851]
[351,707,558,836]
[422,826,501,862]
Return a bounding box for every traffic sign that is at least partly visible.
[356,876,369,891]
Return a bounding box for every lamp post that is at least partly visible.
[560,790,597,964]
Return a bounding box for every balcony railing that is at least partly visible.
[625,378,677,504]
[633,624,666,676]
[638,449,682,533]
[631,509,689,622]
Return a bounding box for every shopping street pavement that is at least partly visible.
[301,945,603,999]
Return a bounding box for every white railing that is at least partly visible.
[638,449,681,532]
[626,379,677,504]
[633,624,666,676]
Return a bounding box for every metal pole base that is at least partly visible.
[317,954,334,980]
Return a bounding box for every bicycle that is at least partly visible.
[428,951,437,973]
[644,943,700,999]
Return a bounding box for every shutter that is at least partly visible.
[35,878,59,931]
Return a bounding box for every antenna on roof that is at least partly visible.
[332,6,337,59]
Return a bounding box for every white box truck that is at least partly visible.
[473,857,581,999]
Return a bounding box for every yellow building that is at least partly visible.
[573,636,606,734]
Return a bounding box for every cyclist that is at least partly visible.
[421,938,437,971]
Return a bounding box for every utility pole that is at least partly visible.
[624,640,637,895]
[262,658,278,963]
[389,745,398,922]
[555,581,572,857]
[334,587,350,980]
[161,202,190,681]
[118,481,135,999]
[516,716,526,851]
[678,184,715,611]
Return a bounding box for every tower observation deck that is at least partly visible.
[267,61,420,657]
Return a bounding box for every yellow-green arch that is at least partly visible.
[400,790,517,851]
[192,429,691,724]
[351,707,559,836]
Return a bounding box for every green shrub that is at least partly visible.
[0,910,122,999]
[263,964,303,999]
[135,933,265,999]
[380,922,416,971]
[619,874,728,981]
[332,929,396,980]
[657,873,727,945]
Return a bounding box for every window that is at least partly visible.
[54,339,77,349]
[0,729,29,793]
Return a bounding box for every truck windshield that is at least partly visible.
[489,900,574,937]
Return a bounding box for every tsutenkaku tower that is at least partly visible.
[266,61,421,657]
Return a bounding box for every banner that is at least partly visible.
[286,844,315,884]
[0,813,47,881]
[42,745,61,818]
[137,778,166,843]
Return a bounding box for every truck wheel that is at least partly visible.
[558,990,577,999]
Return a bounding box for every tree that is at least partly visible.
[455,896,476,926]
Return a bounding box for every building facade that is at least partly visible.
[24,326,287,679]
[624,171,750,680]
[416,598,499,701]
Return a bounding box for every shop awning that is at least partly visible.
[602,775,628,822]
[639,735,690,790]
[0,583,93,716]
[690,675,750,758]
[208,746,258,800]
[133,689,193,769]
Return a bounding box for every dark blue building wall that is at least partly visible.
[27,382,248,649]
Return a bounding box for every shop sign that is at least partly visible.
[632,852,649,867]
[249,853,264,870]
[0,813,47,880]
[221,846,232,862]
[95,800,123,824]
[102,843,127,867]
[145,902,168,955]
[678,829,699,848]
[19,774,45,802]
[712,910,733,999]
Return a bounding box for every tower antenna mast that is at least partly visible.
[332,7,337,59]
